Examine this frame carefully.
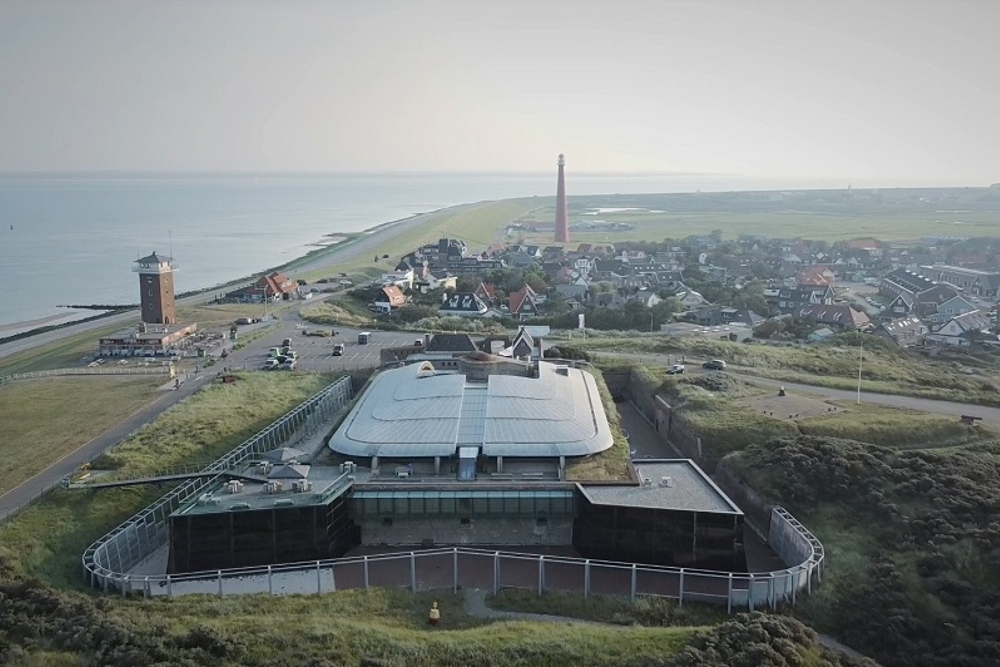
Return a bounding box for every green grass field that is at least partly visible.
[517,202,1000,243]
[0,376,164,495]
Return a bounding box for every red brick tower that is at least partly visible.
[133,252,177,324]
[554,153,570,243]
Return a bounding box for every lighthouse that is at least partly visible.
[554,154,570,244]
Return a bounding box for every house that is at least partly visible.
[767,286,833,314]
[924,293,978,324]
[438,292,488,317]
[474,282,499,306]
[919,265,1000,297]
[676,288,707,308]
[413,273,457,293]
[380,267,415,291]
[555,283,590,302]
[797,266,835,288]
[925,310,992,346]
[873,316,927,347]
[372,285,406,313]
[686,305,764,327]
[225,272,298,303]
[798,305,871,331]
[509,284,540,320]
[632,289,662,308]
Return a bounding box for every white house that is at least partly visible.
[925,310,992,346]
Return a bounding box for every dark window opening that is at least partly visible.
[382,517,393,527]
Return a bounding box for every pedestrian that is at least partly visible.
[428,601,440,626]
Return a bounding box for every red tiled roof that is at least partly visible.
[381,285,406,306]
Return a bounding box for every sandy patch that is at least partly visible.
[745,391,843,420]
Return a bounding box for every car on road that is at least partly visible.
[702,359,727,370]
[262,359,279,370]
[667,364,685,375]
[332,343,345,356]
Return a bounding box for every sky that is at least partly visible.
[1,0,998,184]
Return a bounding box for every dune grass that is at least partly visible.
[487,589,727,627]
[0,376,164,495]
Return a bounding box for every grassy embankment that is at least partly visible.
[0,371,335,588]
[0,376,165,496]
[565,366,630,481]
[610,362,994,466]
[583,334,1000,407]
[293,198,540,285]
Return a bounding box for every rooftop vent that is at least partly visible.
[641,477,652,487]
[660,476,673,487]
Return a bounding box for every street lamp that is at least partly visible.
[856,336,864,404]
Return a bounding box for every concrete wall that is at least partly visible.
[359,517,573,547]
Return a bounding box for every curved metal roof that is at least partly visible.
[328,362,613,459]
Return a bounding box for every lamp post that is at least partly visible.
[649,312,655,333]
[856,336,864,404]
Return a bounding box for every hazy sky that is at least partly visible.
[1,0,998,183]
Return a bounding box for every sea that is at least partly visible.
[0,171,856,335]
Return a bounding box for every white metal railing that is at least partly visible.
[104,524,823,614]
[0,366,173,385]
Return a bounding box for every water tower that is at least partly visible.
[133,252,177,324]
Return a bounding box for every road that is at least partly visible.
[0,203,474,362]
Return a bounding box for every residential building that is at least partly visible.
[926,310,993,346]
[873,316,927,347]
[798,304,871,331]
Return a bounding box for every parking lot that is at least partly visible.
[246,327,420,373]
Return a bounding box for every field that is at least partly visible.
[516,188,1000,243]
[0,376,165,495]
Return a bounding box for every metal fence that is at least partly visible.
[0,365,174,385]
[82,375,354,590]
[109,513,823,613]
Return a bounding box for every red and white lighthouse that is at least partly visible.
[554,154,570,244]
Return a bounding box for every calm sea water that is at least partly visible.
[0,172,838,332]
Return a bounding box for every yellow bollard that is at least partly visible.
[428,601,440,626]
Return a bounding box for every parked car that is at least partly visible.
[702,359,727,370]
[667,364,685,375]
[282,338,292,347]
[280,359,297,370]
[332,343,345,356]
[262,359,279,370]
